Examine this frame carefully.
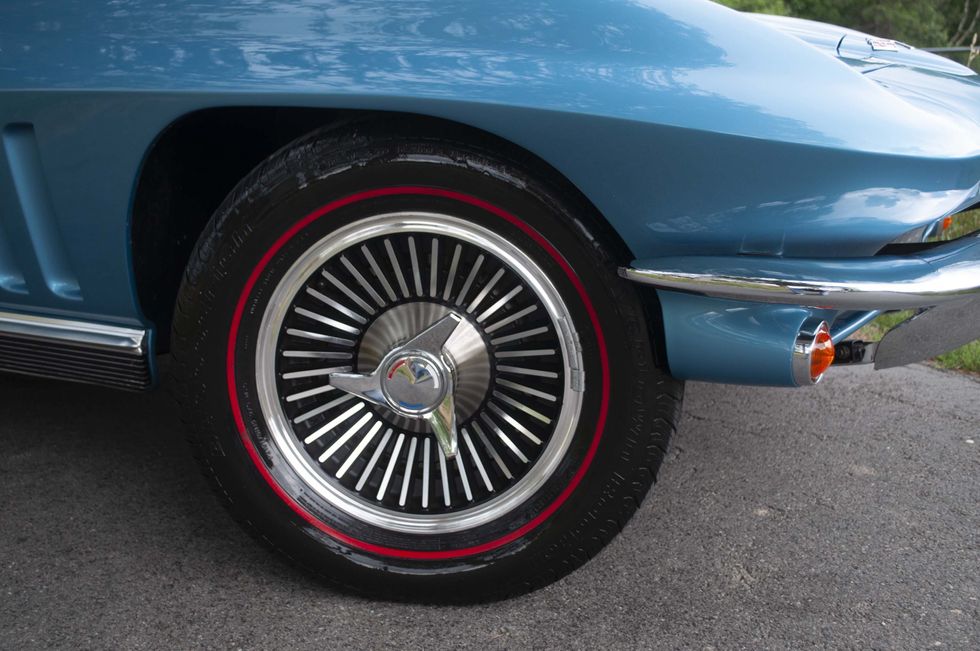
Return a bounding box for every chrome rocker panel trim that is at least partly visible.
[0,311,151,390]
[620,235,980,310]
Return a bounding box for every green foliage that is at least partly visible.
[718,0,789,14]
[944,208,980,240]
[935,341,980,374]
[856,312,915,341]
[785,1,948,46]
[715,0,979,52]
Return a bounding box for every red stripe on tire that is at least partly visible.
[226,187,609,560]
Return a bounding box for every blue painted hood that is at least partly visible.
[752,14,978,78]
[753,13,980,134]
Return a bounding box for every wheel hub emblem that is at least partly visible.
[382,353,447,415]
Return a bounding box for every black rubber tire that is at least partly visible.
[171,118,684,602]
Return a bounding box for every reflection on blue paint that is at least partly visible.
[0,1,976,375]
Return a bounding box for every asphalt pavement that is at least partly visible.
[1,362,977,650]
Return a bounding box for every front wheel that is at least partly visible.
[171,121,683,601]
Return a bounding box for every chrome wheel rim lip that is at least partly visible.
[255,212,583,535]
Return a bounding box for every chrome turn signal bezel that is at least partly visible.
[792,318,834,386]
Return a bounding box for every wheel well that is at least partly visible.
[131,108,652,356]
[132,107,353,351]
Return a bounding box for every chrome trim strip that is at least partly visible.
[619,260,980,310]
[0,311,147,354]
[791,318,828,386]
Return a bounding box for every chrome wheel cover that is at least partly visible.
[255,212,583,534]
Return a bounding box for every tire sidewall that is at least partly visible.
[177,133,672,595]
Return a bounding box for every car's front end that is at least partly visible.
[618,12,980,387]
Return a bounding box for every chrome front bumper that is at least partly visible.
[621,234,980,374]
[620,234,980,311]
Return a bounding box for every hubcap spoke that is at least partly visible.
[404,313,461,354]
[325,371,385,406]
[425,390,458,459]
[256,214,585,532]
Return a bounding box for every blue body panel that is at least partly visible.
[657,294,832,386]
[1,0,979,384]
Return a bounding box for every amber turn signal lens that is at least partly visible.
[810,324,835,381]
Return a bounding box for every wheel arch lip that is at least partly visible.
[125,107,639,349]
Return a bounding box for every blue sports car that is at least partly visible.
[1,0,978,601]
